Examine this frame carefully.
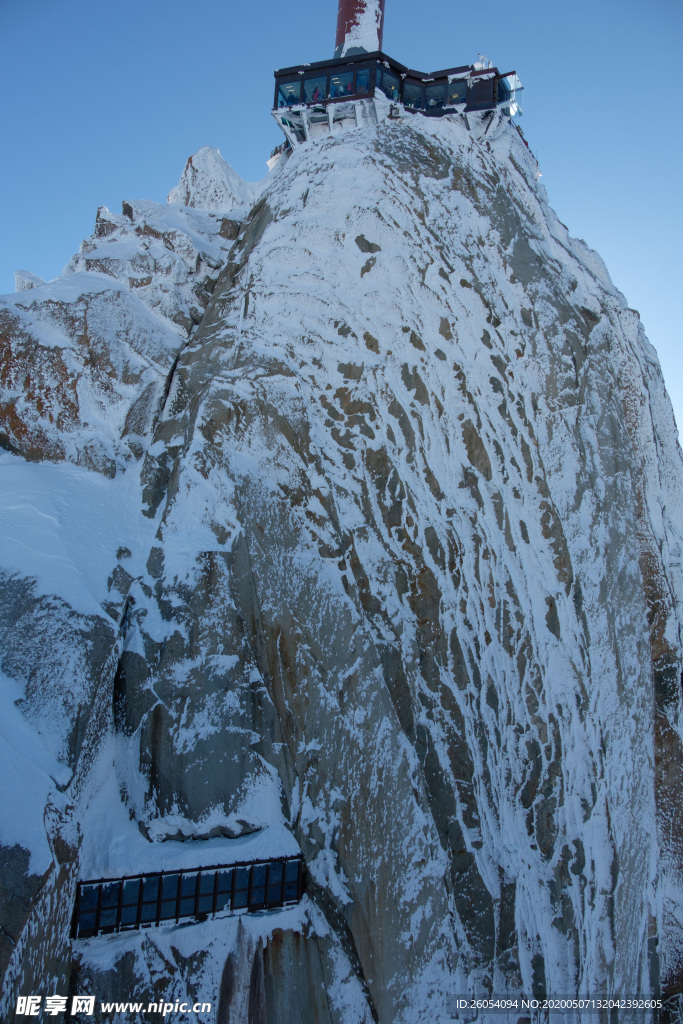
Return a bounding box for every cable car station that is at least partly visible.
[272,0,523,148]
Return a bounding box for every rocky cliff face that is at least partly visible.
[1,121,682,1022]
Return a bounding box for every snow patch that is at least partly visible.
[78,739,300,880]
[0,667,69,874]
[0,453,158,617]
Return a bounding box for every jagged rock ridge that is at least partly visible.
[1,121,682,1024]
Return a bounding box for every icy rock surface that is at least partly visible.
[14,270,46,292]
[1,114,683,1021]
[0,196,238,473]
[167,146,255,214]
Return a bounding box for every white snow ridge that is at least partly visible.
[1,110,683,1024]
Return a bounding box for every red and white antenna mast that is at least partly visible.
[334,0,386,57]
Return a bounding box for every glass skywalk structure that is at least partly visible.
[72,855,305,939]
[272,51,523,147]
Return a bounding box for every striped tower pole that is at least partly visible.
[334,0,386,57]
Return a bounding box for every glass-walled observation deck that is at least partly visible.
[273,51,523,126]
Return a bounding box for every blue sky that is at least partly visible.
[2,0,681,430]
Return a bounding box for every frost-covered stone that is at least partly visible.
[167,145,254,214]
[1,112,683,1021]
[0,190,240,473]
[14,269,45,292]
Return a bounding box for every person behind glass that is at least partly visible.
[312,85,321,102]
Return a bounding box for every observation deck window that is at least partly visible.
[377,66,400,101]
[99,883,119,930]
[160,873,179,920]
[330,71,354,98]
[121,879,140,926]
[284,858,301,900]
[216,870,232,911]
[278,80,302,107]
[251,864,267,907]
[73,856,305,938]
[356,68,370,95]
[403,80,424,109]
[268,861,284,902]
[496,72,523,116]
[179,874,197,917]
[425,83,446,110]
[120,903,138,926]
[447,79,467,106]
[198,872,215,914]
[233,866,250,908]
[303,75,328,104]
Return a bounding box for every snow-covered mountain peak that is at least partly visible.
[2,109,683,1020]
[167,145,254,213]
[14,269,46,292]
